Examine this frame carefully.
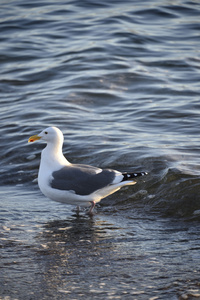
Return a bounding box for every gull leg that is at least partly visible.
[88,201,96,215]
[76,206,80,215]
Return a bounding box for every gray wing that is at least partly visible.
[50,164,116,196]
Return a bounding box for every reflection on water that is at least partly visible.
[1,187,200,299]
[36,216,118,297]
[32,215,200,299]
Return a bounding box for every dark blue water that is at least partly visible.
[1,0,200,299]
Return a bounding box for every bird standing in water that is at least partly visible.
[28,126,147,214]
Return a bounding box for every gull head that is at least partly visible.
[28,126,64,145]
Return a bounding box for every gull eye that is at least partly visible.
[44,131,48,135]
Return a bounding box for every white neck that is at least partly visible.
[41,141,70,171]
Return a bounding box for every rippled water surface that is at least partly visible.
[1,0,200,299]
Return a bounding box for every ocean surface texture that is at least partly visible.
[1,0,200,299]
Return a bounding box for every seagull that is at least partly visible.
[28,126,147,214]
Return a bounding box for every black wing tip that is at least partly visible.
[141,172,148,176]
[133,172,148,177]
[122,171,148,181]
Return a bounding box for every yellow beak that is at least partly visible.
[28,134,41,143]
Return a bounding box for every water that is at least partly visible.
[1,0,200,298]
